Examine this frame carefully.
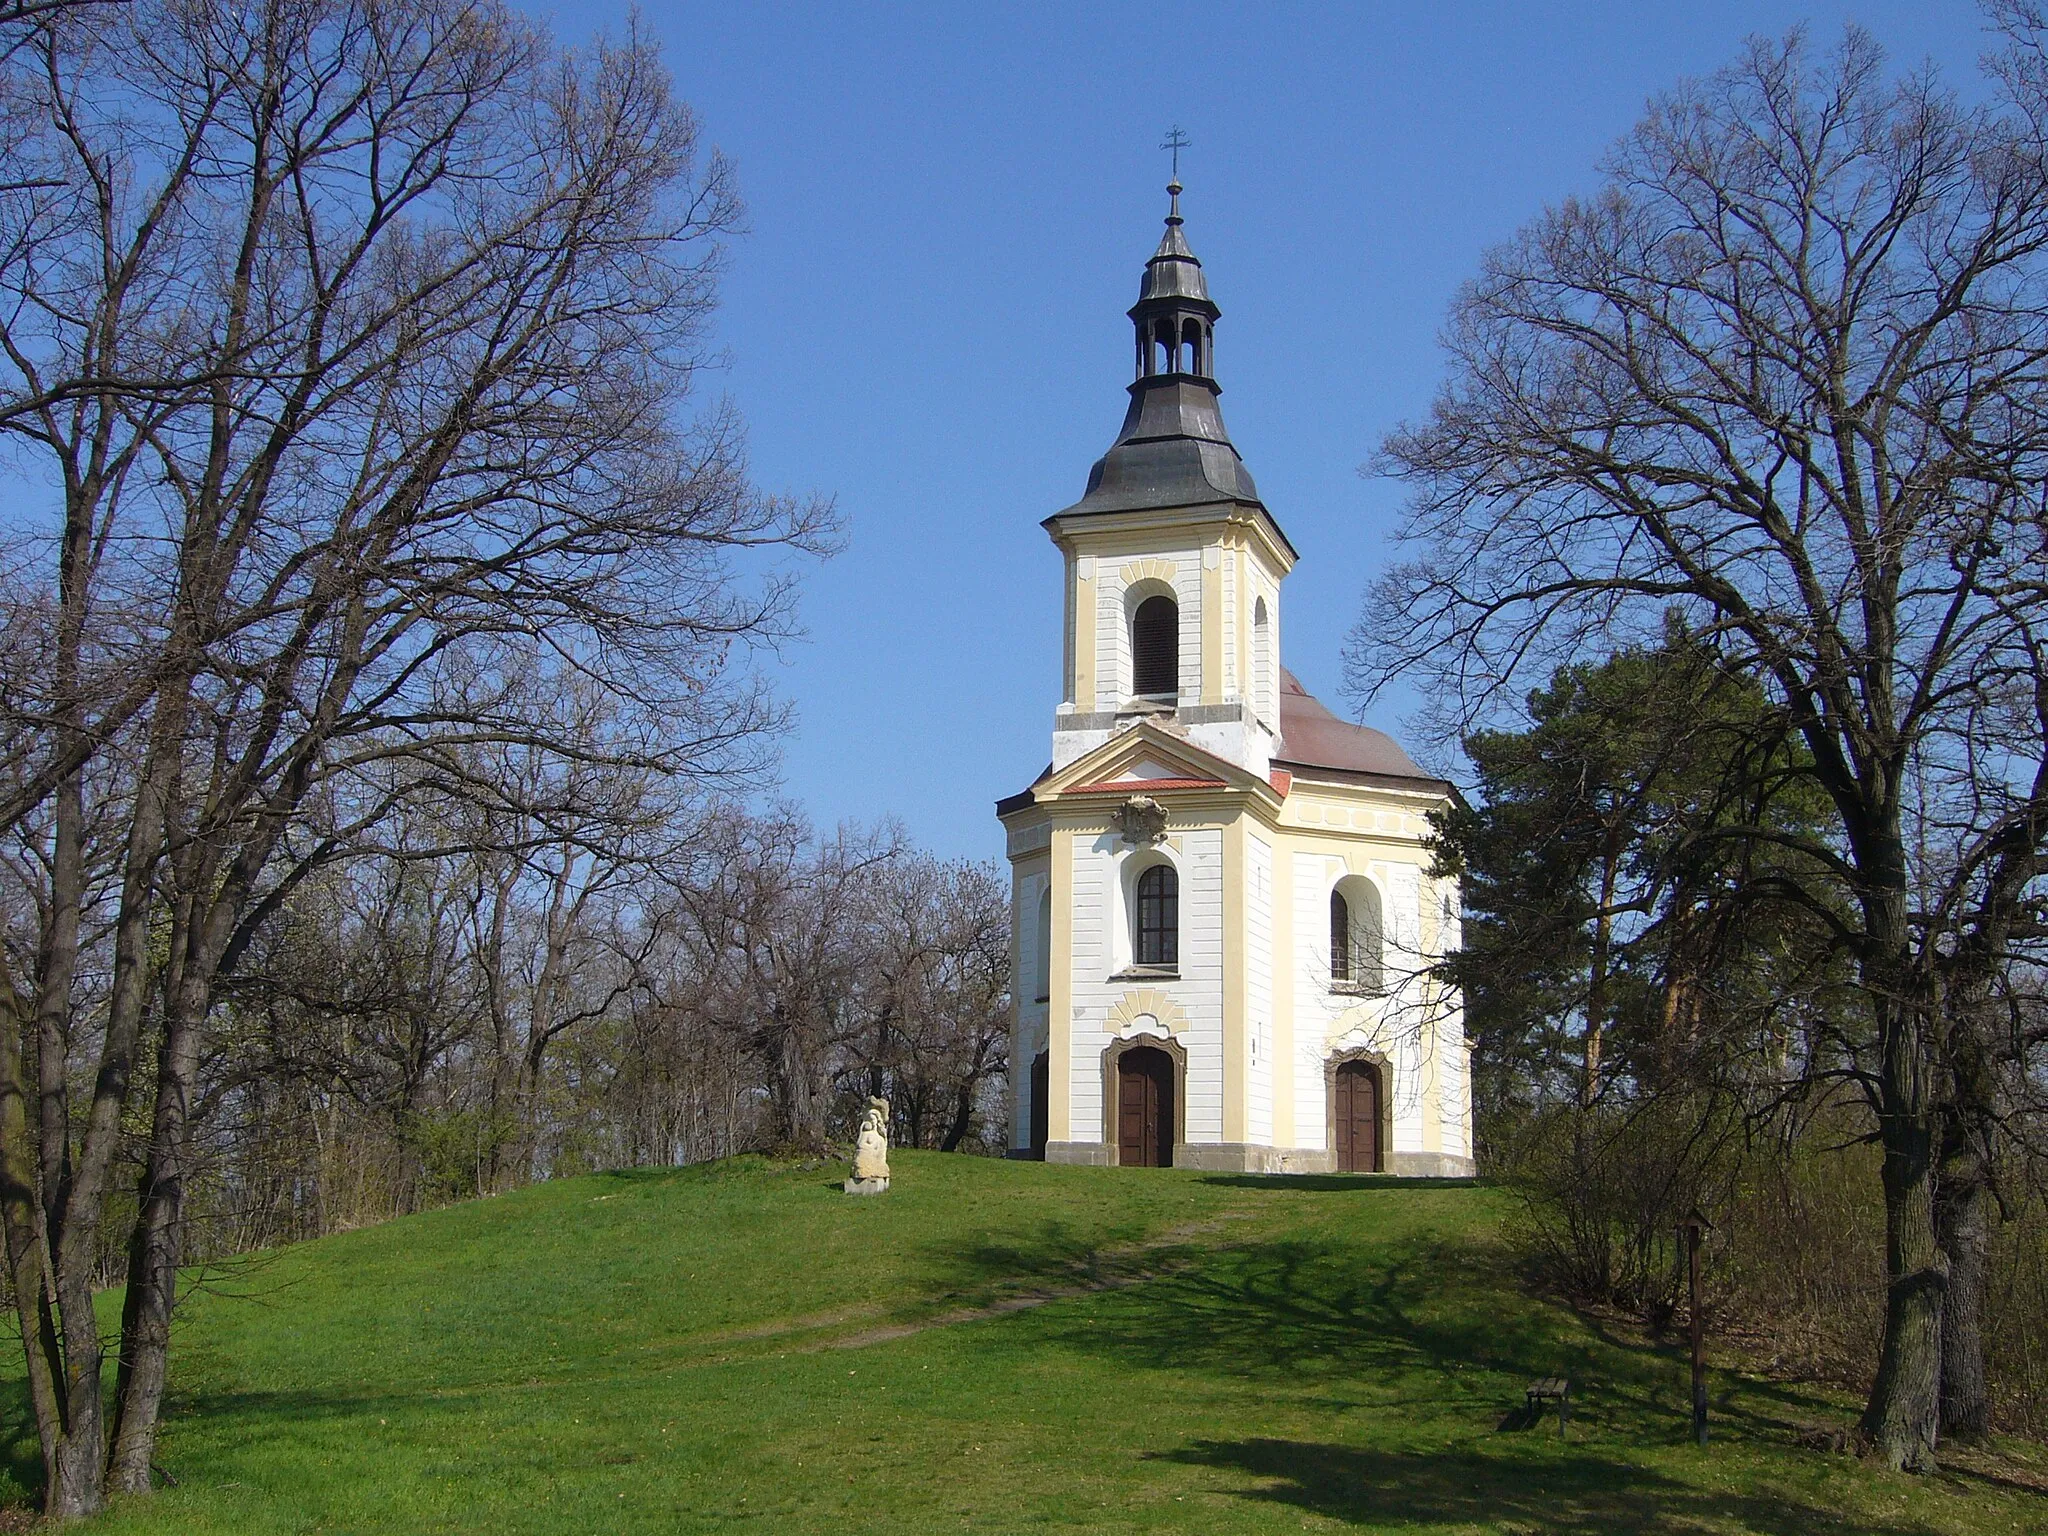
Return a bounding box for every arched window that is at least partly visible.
[1181,318,1204,376]
[1330,888,1351,981]
[1135,863,1178,968]
[1132,594,1178,698]
[1253,596,1272,724]
[1033,889,1052,1004]
[1331,877,1384,993]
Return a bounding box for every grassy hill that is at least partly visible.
[2,1153,2040,1533]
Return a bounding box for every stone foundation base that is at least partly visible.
[1171,1142,1294,1173]
[843,1176,890,1195]
[1042,1140,1476,1178]
[1387,1152,1479,1178]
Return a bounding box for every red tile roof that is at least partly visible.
[1276,669,1440,784]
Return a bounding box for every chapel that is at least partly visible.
[996,179,1475,1175]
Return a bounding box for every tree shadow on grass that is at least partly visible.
[1197,1175,1493,1192]
[1150,1439,1956,1535]
[0,1378,49,1506]
[934,1225,1564,1379]
[925,1222,1862,1450]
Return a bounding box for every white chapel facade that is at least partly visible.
[997,181,1474,1175]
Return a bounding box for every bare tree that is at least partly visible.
[0,0,828,1513]
[853,853,1011,1152]
[1350,30,2048,1471]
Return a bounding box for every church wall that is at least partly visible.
[1270,820,1298,1150]
[1062,822,1226,1150]
[1218,540,1235,701]
[1245,827,1275,1146]
[1433,893,1473,1162]
[1006,857,1050,1154]
[1280,784,1470,1174]
[1002,817,1053,1154]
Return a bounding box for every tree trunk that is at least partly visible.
[106,969,206,1493]
[33,770,82,1242]
[0,963,65,1482]
[1934,1103,1992,1441]
[41,680,191,1517]
[1581,843,1619,1107]
[938,1080,975,1153]
[1858,987,1944,1472]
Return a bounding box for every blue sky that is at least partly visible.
[546,1,1988,861]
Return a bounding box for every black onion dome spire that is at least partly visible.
[1057,178,1265,519]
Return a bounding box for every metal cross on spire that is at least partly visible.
[1160,126,1190,184]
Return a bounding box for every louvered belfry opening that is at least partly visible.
[1132,594,1178,698]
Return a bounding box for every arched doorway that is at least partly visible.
[1029,1051,1049,1160]
[1116,1045,1175,1167]
[1333,1060,1382,1173]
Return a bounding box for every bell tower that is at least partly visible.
[1044,177,1296,779]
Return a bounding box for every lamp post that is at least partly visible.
[1677,1208,1712,1447]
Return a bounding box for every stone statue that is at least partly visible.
[844,1095,891,1194]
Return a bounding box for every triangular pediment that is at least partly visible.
[1110,757,1186,783]
[1037,721,1281,808]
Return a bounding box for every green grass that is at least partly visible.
[2,1152,2041,1532]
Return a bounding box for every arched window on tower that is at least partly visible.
[1135,863,1179,969]
[1181,318,1204,376]
[1132,594,1179,699]
[1253,597,1272,725]
[1151,321,1172,376]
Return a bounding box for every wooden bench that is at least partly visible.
[1526,1376,1571,1437]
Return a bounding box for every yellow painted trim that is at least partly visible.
[1007,861,1028,1139]
[1105,989,1191,1034]
[1202,547,1224,704]
[1118,556,1178,588]
[1061,552,1076,705]
[1221,813,1247,1143]
[1420,1021,1444,1155]
[1230,544,1247,705]
[1271,826,1296,1147]
[1048,828,1074,1143]
[1072,563,1096,708]
[1420,875,1448,1155]
[1045,504,1296,578]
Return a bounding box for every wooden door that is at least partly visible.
[1116,1046,1174,1167]
[1334,1061,1381,1173]
[1029,1052,1049,1160]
